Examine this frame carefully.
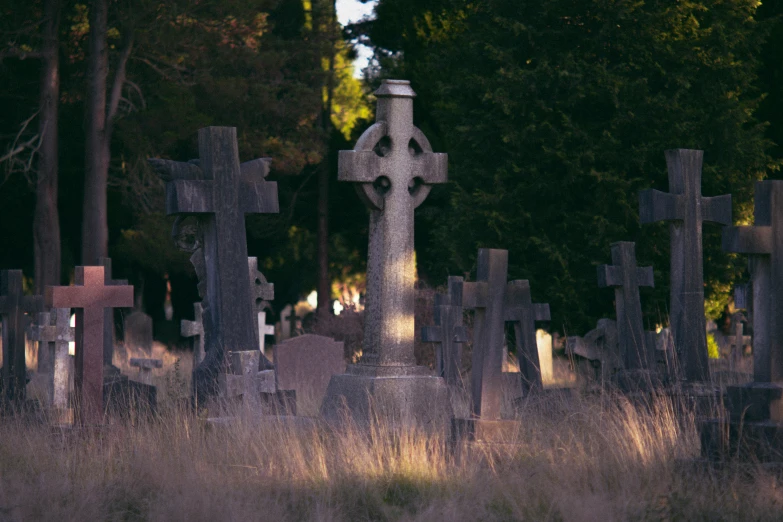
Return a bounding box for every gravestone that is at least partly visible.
[0,270,44,403]
[46,266,134,424]
[97,258,129,384]
[258,311,275,355]
[597,242,656,385]
[181,302,205,366]
[505,279,550,391]
[566,318,622,384]
[281,305,301,339]
[150,127,279,403]
[129,358,162,386]
[320,79,451,429]
[28,308,74,419]
[421,276,467,385]
[536,330,554,385]
[216,350,275,413]
[248,257,274,346]
[727,313,751,363]
[124,310,153,354]
[274,334,345,412]
[639,149,732,382]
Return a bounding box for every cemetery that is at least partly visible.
[1,1,783,519]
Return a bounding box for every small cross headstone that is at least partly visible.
[422,276,467,385]
[727,313,751,362]
[639,149,732,382]
[129,358,162,386]
[27,308,74,411]
[0,270,43,402]
[150,127,279,402]
[281,305,302,339]
[124,310,153,354]
[258,311,275,355]
[97,257,129,381]
[597,241,655,372]
[504,279,551,391]
[218,350,275,411]
[181,302,205,366]
[46,266,134,424]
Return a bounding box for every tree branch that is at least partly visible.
[105,29,134,137]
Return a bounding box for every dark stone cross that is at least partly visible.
[28,309,74,408]
[0,270,43,402]
[504,279,551,391]
[727,313,751,362]
[421,276,467,385]
[46,266,134,424]
[338,79,447,367]
[597,242,655,372]
[97,257,129,380]
[722,180,783,383]
[639,149,732,382]
[149,127,279,401]
[181,302,205,367]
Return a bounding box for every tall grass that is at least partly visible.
[1,391,781,521]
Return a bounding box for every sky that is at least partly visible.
[335,0,377,77]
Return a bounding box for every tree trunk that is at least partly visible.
[82,0,109,266]
[33,0,61,293]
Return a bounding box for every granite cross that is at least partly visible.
[421,276,467,385]
[727,313,751,362]
[149,127,279,398]
[338,79,447,367]
[597,242,655,371]
[504,279,551,391]
[639,149,732,382]
[181,302,205,366]
[0,270,43,402]
[722,180,783,383]
[97,257,129,377]
[257,311,275,356]
[46,266,134,424]
[28,309,74,409]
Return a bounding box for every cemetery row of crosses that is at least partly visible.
[2,80,781,459]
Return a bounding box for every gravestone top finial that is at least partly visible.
[374,79,416,98]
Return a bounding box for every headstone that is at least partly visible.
[124,310,153,354]
[0,270,44,402]
[217,350,275,411]
[639,149,732,382]
[421,276,467,385]
[320,79,451,429]
[45,266,134,424]
[258,311,275,355]
[504,279,550,391]
[274,334,345,411]
[281,305,301,339]
[27,308,74,417]
[97,258,129,383]
[181,302,205,366]
[149,127,279,403]
[536,329,554,385]
[566,319,622,384]
[129,358,162,386]
[727,313,751,363]
[597,242,656,374]
[248,257,274,347]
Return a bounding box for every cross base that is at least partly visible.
[700,418,783,463]
[320,365,452,431]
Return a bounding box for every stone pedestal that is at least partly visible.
[320,365,451,430]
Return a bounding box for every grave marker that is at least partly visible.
[258,311,275,355]
[46,266,134,424]
[639,149,732,382]
[727,313,751,362]
[274,334,345,412]
[504,279,551,391]
[129,358,162,386]
[124,310,153,354]
[181,302,205,366]
[28,308,74,412]
[421,277,468,386]
[97,258,129,381]
[0,270,43,402]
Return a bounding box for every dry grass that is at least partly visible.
[1,391,782,521]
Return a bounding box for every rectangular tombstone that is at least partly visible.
[124,310,153,354]
[274,334,345,413]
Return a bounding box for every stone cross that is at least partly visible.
[504,279,551,391]
[338,79,447,367]
[27,308,74,409]
[281,305,302,339]
[727,313,751,362]
[257,311,275,355]
[639,149,731,382]
[597,242,655,371]
[181,302,205,366]
[248,257,274,350]
[149,127,279,400]
[46,266,134,424]
[97,257,129,379]
[129,358,162,386]
[124,310,153,354]
[218,350,275,410]
[722,180,783,383]
[421,276,467,385]
[0,270,44,402]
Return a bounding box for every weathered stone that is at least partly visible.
[46,266,134,424]
[536,330,554,385]
[27,309,74,413]
[0,270,43,403]
[129,358,162,386]
[274,334,345,411]
[639,149,731,382]
[150,127,279,403]
[597,242,655,372]
[565,318,622,383]
[248,256,274,348]
[504,280,550,390]
[124,310,153,354]
[727,313,751,362]
[321,79,451,429]
[217,350,276,413]
[97,257,129,383]
[280,305,301,339]
[421,277,467,385]
[181,302,205,366]
[257,311,275,355]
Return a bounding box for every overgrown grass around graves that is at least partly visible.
[1,393,782,521]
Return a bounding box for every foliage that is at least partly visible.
[707,333,720,359]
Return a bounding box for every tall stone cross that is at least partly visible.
[722,180,783,383]
[338,79,447,367]
[97,257,129,378]
[422,276,467,385]
[181,302,205,366]
[639,149,732,382]
[597,242,655,372]
[46,266,134,424]
[504,279,551,391]
[0,270,43,402]
[28,309,75,409]
[149,127,279,399]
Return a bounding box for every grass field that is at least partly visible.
[1,391,781,521]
